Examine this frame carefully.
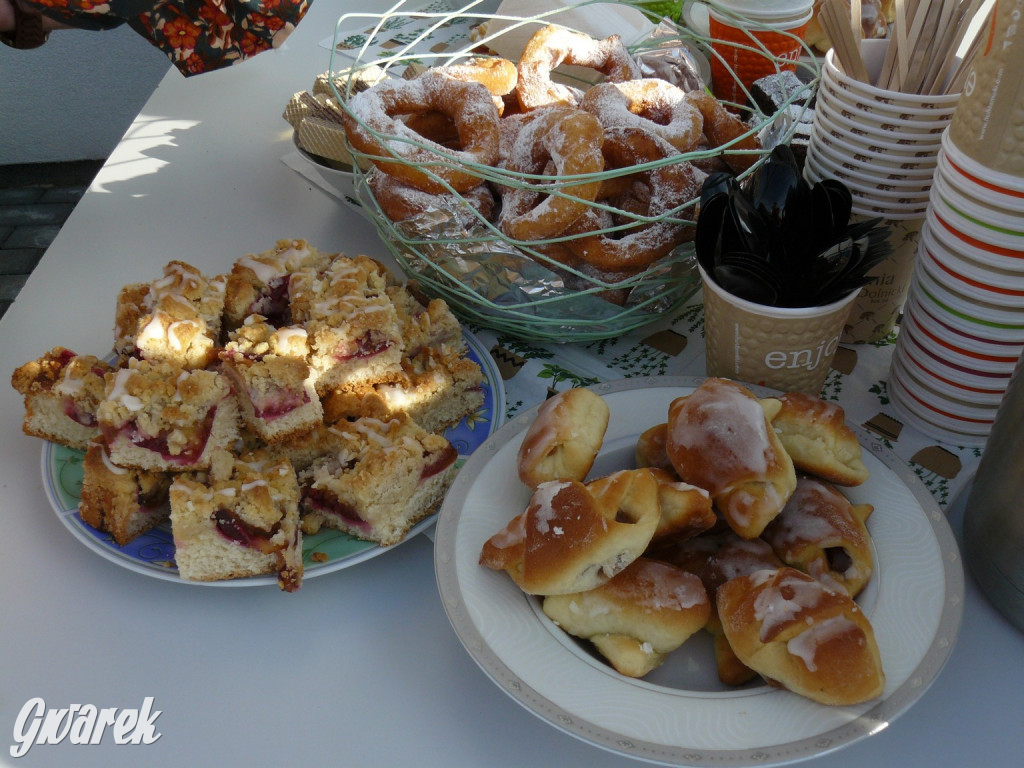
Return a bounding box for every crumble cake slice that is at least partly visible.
[298,413,458,546]
[170,449,303,591]
[11,347,116,450]
[289,255,405,395]
[114,260,226,369]
[97,358,239,472]
[323,348,485,434]
[222,238,333,331]
[387,283,465,359]
[220,315,322,444]
[79,437,172,546]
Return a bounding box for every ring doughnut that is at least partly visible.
[342,69,500,193]
[368,170,496,227]
[581,79,704,153]
[685,90,762,173]
[435,57,518,101]
[516,25,641,111]
[498,106,605,241]
[564,127,705,272]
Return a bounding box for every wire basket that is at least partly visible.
[326,0,818,342]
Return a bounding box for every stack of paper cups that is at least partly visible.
[804,38,960,342]
[890,5,1024,447]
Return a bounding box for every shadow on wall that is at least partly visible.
[0,25,171,165]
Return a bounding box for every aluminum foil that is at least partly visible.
[383,200,698,331]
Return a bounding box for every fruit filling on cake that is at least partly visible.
[333,329,394,362]
[212,505,287,553]
[111,406,217,465]
[301,488,372,535]
[247,276,292,328]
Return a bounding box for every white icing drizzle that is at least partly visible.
[108,369,143,412]
[531,480,571,535]
[100,448,130,476]
[786,614,860,672]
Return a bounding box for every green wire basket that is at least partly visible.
[327,0,818,342]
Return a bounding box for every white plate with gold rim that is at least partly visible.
[434,376,963,766]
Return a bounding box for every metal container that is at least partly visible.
[963,351,1024,634]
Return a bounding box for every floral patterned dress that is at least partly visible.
[25,0,312,75]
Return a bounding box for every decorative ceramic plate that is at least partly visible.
[43,330,504,586]
[435,376,964,766]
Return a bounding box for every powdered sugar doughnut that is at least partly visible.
[368,170,495,227]
[435,57,518,109]
[516,25,641,111]
[685,90,762,173]
[581,79,704,152]
[564,127,705,272]
[342,69,500,193]
[498,106,605,241]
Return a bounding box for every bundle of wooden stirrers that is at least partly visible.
[817,0,993,94]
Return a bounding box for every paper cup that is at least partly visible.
[938,132,1024,208]
[896,306,1017,389]
[921,220,1024,287]
[804,145,936,189]
[928,208,1024,271]
[816,84,952,135]
[947,0,1024,178]
[920,227,1024,304]
[904,288,1024,367]
[813,97,947,154]
[913,257,1024,334]
[893,342,1007,408]
[889,358,996,447]
[700,264,857,394]
[891,346,1004,419]
[841,212,925,343]
[810,122,941,163]
[805,148,936,198]
[901,302,1021,375]
[930,168,1024,249]
[708,0,813,103]
[822,39,962,112]
[889,367,994,446]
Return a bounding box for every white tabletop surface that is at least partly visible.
[2,2,1023,766]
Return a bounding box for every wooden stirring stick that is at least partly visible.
[945,3,993,94]
[820,0,871,82]
[926,0,987,94]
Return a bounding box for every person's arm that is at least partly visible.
[0,0,72,48]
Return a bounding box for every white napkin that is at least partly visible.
[484,0,657,59]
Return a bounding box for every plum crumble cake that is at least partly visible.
[114,260,227,369]
[13,239,487,589]
[170,449,303,591]
[298,413,458,546]
[79,437,173,546]
[11,347,115,450]
[97,358,239,472]
[222,238,333,331]
[220,315,322,444]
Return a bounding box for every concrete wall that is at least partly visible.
[0,24,170,165]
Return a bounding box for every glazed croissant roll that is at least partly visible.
[479,470,659,595]
[646,467,717,547]
[517,387,610,489]
[761,476,874,598]
[717,567,885,706]
[666,378,796,539]
[699,533,785,686]
[542,557,710,678]
[770,391,870,487]
[634,422,675,474]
